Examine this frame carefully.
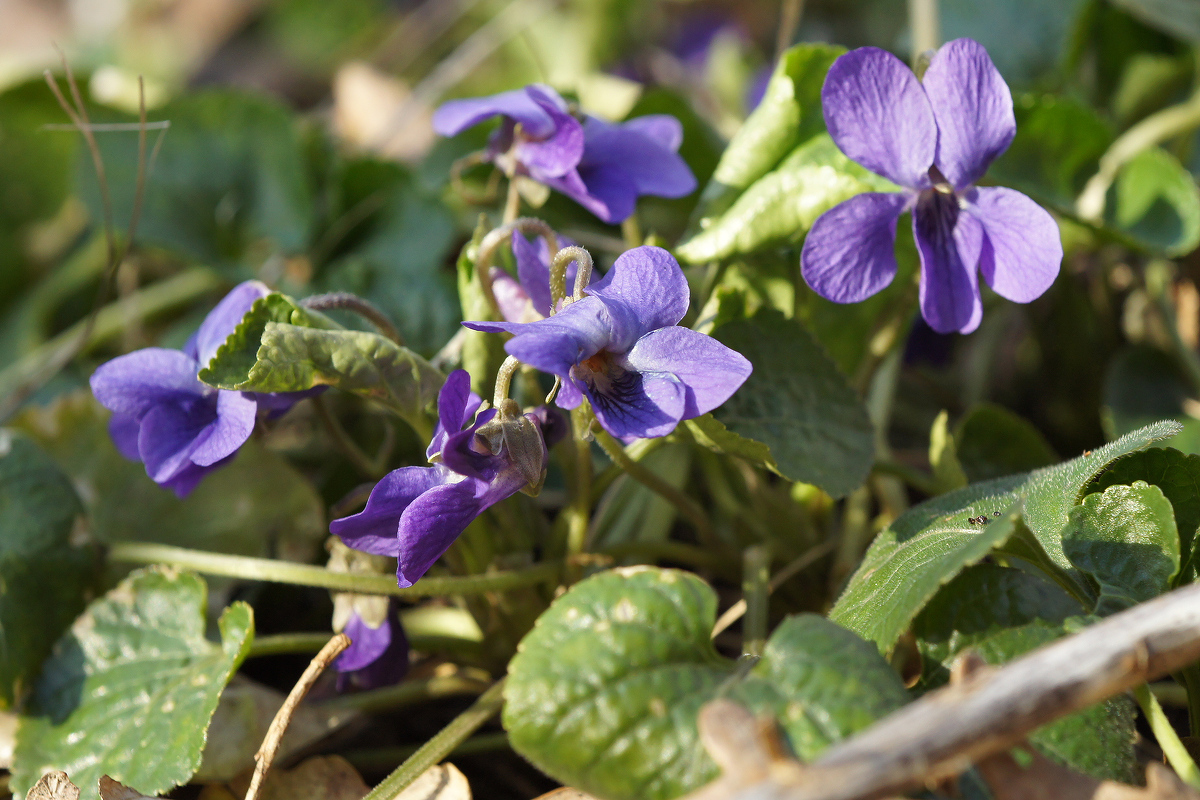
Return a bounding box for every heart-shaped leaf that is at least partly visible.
[503,566,907,800]
[1064,482,1180,614]
[12,568,253,800]
[710,309,874,498]
[830,420,1181,652]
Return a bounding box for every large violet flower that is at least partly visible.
[433,85,696,223]
[800,39,1062,334]
[330,370,551,588]
[491,231,596,323]
[90,281,310,497]
[464,246,752,440]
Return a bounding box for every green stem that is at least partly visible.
[342,732,510,774]
[247,632,334,658]
[908,0,940,68]
[109,542,563,597]
[0,268,222,420]
[361,679,507,800]
[1182,665,1200,736]
[594,428,715,542]
[741,545,770,657]
[591,437,665,501]
[565,407,594,557]
[1077,86,1200,221]
[621,215,642,249]
[315,673,491,715]
[247,631,484,659]
[1134,683,1200,789]
[601,540,734,577]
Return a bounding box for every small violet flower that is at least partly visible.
[328,542,410,692]
[800,39,1062,334]
[465,246,752,441]
[330,370,555,588]
[432,84,697,223]
[90,281,312,497]
[491,231,596,323]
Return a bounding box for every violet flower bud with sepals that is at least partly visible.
[433,85,696,224]
[491,231,597,323]
[800,38,1062,334]
[464,246,752,441]
[89,281,316,497]
[328,541,410,692]
[330,370,552,588]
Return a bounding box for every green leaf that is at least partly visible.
[677,133,896,264]
[829,420,1182,651]
[198,293,443,426]
[1087,447,1200,572]
[913,564,1082,684]
[79,91,313,265]
[12,568,254,800]
[710,309,874,498]
[503,567,908,800]
[914,567,1134,781]
[930,410,968,493]
[690,43,845,223]
[1064,482,1180,614]
[15,392,327,561]
[0,431,93,710]
[198,293,336,389]
[955,403,1059,483]
[1109,146,1200,256]
[682,413,776,472]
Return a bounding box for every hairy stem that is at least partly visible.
[301,292,404,345]
[109,542,563,597]
[594,428,715,542]
[493,355,521,407]
[360,679,507,800]
[475,217,560,316]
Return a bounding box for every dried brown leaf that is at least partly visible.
[97,776,156,800]
[26,772,80,800]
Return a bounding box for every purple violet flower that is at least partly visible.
[464,246,752,440]
[330,370,552,588]
[335,606,408,691]
[432,85,697,224]
[90,281,311,497]
[800,39,1062,334]
[491,231,596,323]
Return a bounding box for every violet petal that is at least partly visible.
[337,613,394,673]
[821,47,937,189]
[137,401,215,486]
[922,38,1016,190]
[587,245,690,332]
[432,87,558,138]
[913,191,985,334]
[542,166,637,224]
[516,87,586,180]
[190,389,257,467]
[395,477,488,587]
[801,192,910,303]
[108,414,142,461]
[579,116,697,197]
[622,326,752,421]
[90,348,207,418]
[330,466,450,557]
[583,365,687,440]
[964,186,1062,302]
